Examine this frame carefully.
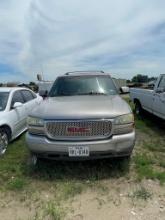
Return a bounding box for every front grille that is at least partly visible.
[45,120,112,140]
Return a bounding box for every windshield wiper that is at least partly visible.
[52,91,107,96]
[78,92,107,95]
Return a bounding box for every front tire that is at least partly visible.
[0,128,9,155]
[135,101,143,115]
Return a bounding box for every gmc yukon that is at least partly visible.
[26,71,135,162]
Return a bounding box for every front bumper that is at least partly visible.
[26,131,135,160]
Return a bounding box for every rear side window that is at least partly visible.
[11,91,24,107]
[21,90,35,102]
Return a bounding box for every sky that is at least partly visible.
[0,0,165,83]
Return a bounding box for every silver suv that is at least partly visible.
[26,71,135,161]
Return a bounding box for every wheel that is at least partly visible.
[135,101,143,115]
[0,128,9,155]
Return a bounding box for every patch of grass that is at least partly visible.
[135,117,152,134]
[134,153,165,184]
[154,172,165,185]
[59,182,83,200]
[159,160,165,168]
[6,177,27,191]
[31,201,65,220]
[143,140,165,153]
[0,135,28,180]
[134,153,155,181]
[129,186,152,201]
[134,153,154,167]
[44,201,65,220]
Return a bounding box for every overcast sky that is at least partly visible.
[0,0,165,82]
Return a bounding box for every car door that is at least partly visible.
[8,90,26,137]
[21,90,38,118]
[153,75,165,119]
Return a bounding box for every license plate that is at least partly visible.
[68,146,90,157]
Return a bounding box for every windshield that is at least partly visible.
[0,92,9,111]
[49,75,118,97]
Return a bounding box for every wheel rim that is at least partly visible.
[0,132,8,155]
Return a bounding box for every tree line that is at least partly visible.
[127,74,157,83]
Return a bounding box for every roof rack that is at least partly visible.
[65,70,104,75]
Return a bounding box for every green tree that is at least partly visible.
[132,74,149,83]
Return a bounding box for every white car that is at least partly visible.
[0,87,43,155]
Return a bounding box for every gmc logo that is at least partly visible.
[67,127,90,133]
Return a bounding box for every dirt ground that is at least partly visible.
[66,179,165,220]
[0,178,164,220]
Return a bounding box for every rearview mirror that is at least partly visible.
[13,102,23,108]
[120,86,130,94]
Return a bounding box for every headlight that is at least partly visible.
[114,113,134,135]
[27,116,44,127]
[114,113,134,125]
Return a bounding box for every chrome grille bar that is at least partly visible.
[45,120,112,140]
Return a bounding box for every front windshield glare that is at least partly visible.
[49,76,118,97]
[0,92,9,111]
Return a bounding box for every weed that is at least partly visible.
[59,181,83,200]
[129,186,152,201]
[44,201,65,220]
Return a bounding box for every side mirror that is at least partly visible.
[120,86,130,94]
[13,102,23,109]
[39,90,48,98]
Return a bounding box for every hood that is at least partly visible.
[31,95,131,120]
